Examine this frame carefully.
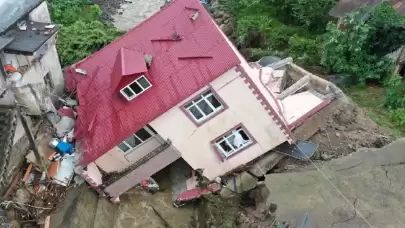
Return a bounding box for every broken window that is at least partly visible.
[184,90,224,123]
[214,126,252,158]
[120,75,152,101]
[117,127,153,152]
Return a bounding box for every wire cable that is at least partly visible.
[294,143,375,228]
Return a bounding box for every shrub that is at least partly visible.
[235,15,271,48]
[49,0,101,25]
[386,76,405,109]
[322,14,395,84]
[57,21,123,66]
[291,0,337,32]
[288,35,322,66]
[390,108,405,129]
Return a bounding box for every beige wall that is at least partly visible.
[150,67,288,180]
[94,136,162,173]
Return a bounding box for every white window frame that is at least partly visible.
[214,127,252,158]
[120,75,152,101]
[117,127,154,153]
[184,90,224,123]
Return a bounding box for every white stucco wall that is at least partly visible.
[94,136,163,173]
[29,1,51,24]
[149,67,288,180]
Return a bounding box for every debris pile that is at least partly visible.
[1,94,82,227]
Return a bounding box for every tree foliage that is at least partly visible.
[49,0,122,66]
[57,21,123,66]
[48,0,101,25]
[321,3,404,84]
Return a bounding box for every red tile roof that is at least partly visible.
[65,0,241,164]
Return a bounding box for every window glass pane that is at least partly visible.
[117,142,130,152]
[137,77,151,89]
[122,87,134,97]
[184,102,193,109]
[202,91,212,97]
[129,82,143,94]
[226,134,237,148]
[135,128,152,141]
[189,106,203,120]
[124,135,142,148]
[218,141,233,153]
[192,95,203,103]
[197,100,214,115]
[206,95,222,109]
[239,130,250,141]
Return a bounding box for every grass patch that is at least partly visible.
[343,85,403,137]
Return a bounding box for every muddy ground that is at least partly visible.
[275,98,393,173]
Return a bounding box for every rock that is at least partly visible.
[215,18,224,25]
[213,10,225,19]
[225,172,258,193]
[335,132,341,137]
[219,23,233,36]
[269,203,277,213]
[335,125,345,131]
[320,153,332,161]
[224,19,229,24]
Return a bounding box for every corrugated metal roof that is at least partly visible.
[65,0,241,164]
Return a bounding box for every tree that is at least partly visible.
[57,21,123,66]
[321,3,404,84]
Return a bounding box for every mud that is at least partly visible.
[276,100,393,173]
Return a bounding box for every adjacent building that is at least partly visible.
[0,0,64,194]
[66,0,335,199]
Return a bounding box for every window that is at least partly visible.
[120,75,152,101]
[214,126,252,158]
[117,127,152,152]
[184,90,224,123]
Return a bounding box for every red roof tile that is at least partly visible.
[65,0,240,164]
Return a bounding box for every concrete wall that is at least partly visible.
[95,136,163,173]
[150,67,288,180]
[29,2,51,23]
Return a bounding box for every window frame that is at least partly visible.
[120,75,152,101]
[117,127,154,153]
[211,124,256,161]
[181,88,228,126]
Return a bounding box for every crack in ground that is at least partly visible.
[337,161,364,172]
[330,198,358,228]
[381,166,392,189]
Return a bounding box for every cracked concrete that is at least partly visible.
[265,138,405,228]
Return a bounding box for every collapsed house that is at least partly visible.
[0,0,64,195]
[64,0,340,201]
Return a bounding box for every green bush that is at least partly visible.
[291,0,337,32]
[288,35,321,66]
[390,108,405,129]
[57,21,123,66]
[322,13,395,84]
[49,0,101,25]
[235,15,272,47]
[386,76,405,109]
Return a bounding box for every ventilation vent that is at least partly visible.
[75,68,87,75]
[191,11,199,20]
[172,32,180,40]
[144,54,153,68]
